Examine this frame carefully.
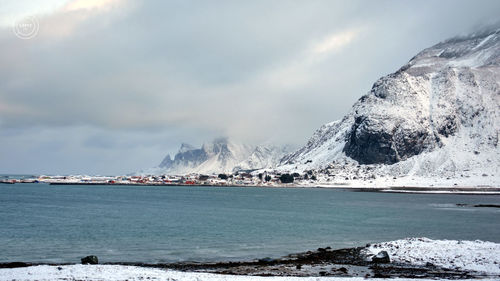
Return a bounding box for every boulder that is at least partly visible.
[371,251,390,263]
[258,257,275,263]
[81,255,99,265]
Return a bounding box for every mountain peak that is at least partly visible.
[178,143,196,153]
[153,138,291,174]
[404,27,500,71]
[158,154,173,168]
[279,28,500,184]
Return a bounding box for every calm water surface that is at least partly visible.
[0,183,499,263]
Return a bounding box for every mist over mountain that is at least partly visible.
[145,138,291,175]
[138,26,500,186]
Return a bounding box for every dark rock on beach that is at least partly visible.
[371,251,390,263]
[257,257,275,263]
[336,267,348,273]
[81,256,99,265]
[1,244,490,279]
[129,245,480,278]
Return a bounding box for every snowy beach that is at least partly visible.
[1,238,499,280]
[1,265,499,281]
[365,238,500,275]
[4,265,497,281]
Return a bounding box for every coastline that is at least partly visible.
[3,172,499,195]
[43,182,500,195]
[2,238,499,279]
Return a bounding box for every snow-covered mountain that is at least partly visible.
[152,138,290,175]
[279,27,500,186]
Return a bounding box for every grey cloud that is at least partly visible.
[1,0,500,174]
[0,125,213,175]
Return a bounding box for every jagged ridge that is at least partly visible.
[155,138,290,175]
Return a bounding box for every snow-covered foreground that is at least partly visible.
[365,238,500,275]
[0,265,496,281]
[1,238,499,281]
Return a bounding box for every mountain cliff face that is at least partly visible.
[280,27,500,183]
[156,138,290,174]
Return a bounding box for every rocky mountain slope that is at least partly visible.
[150,138,290,175]
[279,27,500,186]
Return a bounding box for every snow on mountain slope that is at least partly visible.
[279,27,500,186]
[150,138,290,175]
[234,145,292,172]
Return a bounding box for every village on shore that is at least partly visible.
[2,171,500,194]
[0,171,322,187]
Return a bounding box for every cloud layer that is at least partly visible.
[1,0,500,174]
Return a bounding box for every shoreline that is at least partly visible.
[3,180,499,195]
[0,250,481,279]
[2,173,499,194]
[2,240,498,279]
[44,182,500,195]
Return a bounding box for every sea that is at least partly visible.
[1,182,499,263]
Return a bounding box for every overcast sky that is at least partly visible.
[1,0,499,175]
